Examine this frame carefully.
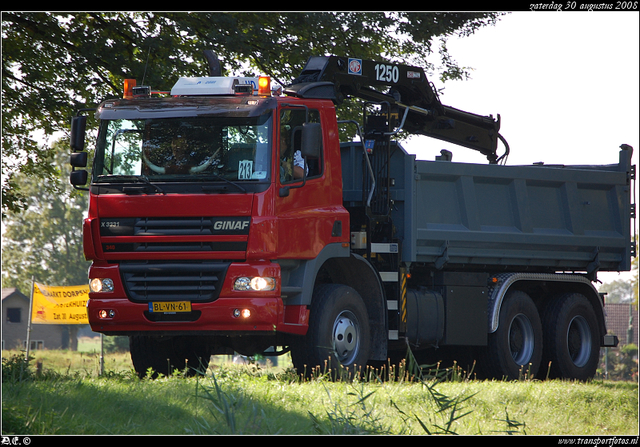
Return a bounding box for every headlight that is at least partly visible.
[233,276,276,291]
[90,278,114,293]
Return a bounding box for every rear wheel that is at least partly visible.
[129,335,210,379]
[540,293,600,381]
[291,284,371,378]
[478,290,543,380]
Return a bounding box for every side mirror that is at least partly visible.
[70,116,86,152]
[70,169,88,186]
[70,115,89,190]
[301,122,322,159]
[70,151,88,168]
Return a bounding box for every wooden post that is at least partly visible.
[25,278,35,359]
[22,276,35,379]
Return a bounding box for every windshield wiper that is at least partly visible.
[136,175,166,194]
[197,173,247,193]
[98,175,165,195]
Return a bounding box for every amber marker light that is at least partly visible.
[123,79,136,99]
[258,76,271,96]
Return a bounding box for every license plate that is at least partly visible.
[149,301,192,313]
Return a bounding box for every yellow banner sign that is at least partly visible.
[31,283,89,325]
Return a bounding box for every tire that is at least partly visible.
[540,293,600,381]
[478,290,543,380]
[129,335,210,379]
[291,284,371,378]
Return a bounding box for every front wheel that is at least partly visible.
[540,293,600,381]
[129,335,211,379]
[291,284,371,378]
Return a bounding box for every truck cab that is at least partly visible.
[71,74,377,376]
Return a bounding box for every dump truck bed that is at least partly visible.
[341,142,634,273]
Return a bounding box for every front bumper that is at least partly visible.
[87,260,309,336]
[88,296,288,335]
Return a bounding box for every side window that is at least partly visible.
[279,108,323,183]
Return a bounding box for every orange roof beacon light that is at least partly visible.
[258,76,271,96]
[124,79,136,99]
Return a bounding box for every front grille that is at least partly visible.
[100,217,250,236]
[100,216,250,255]
[120,261,230,302]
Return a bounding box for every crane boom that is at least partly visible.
[285,55,508,163]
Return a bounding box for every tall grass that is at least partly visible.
[2,349,638,436]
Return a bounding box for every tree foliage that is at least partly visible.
[2,11,504,216]
[1,139,90,292]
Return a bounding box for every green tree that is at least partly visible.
[1,138,90,293]
[2,137,91,350]
[599,278,636,304]
[2,11,504,216]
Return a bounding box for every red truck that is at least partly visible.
[70,54,634,380]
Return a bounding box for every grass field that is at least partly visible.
[2,342,638,436]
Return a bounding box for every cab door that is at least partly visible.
[275,104,347,259]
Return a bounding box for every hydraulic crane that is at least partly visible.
[284,55,510,164]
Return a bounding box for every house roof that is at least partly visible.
[2,287,29,302]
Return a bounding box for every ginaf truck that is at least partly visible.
[70,53,635,380]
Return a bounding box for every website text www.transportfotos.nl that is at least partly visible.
[558,437,639,447]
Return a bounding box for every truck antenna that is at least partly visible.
[141,46,152,86]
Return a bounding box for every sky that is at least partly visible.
[403,11,639,168]
[404,11,639,284]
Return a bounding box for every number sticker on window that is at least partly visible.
[238,160,253,180]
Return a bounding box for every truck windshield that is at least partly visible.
[93,114,272,183]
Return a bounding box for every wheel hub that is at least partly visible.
[567,315,592,368]
[332,310,360,364]
[509,313,535,366]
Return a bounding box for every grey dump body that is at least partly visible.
[342,142,634,275]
